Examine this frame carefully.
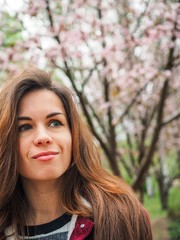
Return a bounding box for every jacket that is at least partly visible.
[1,217,94,240]
[70,216,94,240]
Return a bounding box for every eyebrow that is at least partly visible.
[17,112,64,121]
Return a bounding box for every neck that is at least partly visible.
[21,178,65,225]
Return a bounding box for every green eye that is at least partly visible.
[19,124,32,132]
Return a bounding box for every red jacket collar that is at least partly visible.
[70,216,94,240]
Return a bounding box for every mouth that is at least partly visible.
[32,151,59,161]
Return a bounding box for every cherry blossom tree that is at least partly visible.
[0,0,179,194]
[154,119,180,209]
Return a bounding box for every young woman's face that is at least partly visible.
[17,89,72,183]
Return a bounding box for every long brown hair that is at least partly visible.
[0,68,152,240]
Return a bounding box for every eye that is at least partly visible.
[49,120,63,127]
[18,124,32,132]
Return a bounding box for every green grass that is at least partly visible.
[144,186,180,240]
[144,186,180,221]
[143,176,167,221]
[168,187,180,219]
[144,191,167,221]
[168,219,180,240]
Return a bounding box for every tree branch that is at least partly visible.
[62,61,119,175]
[132,12,178,190]
[45,2,112,162]
[132,0,151,34]
[97,5,117,153]
[162,110,180,127]
[132,79,169,190]
[126,132,136,168]
[45,0,60,44]
[116,151,134,179]
[119,79,157,122]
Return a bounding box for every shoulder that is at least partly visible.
[70,216,94,240]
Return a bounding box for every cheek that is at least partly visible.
[68,135,72,152]
[59,131,72,148]
[18,136,29,161]
[17,142,25,172]
[18,137,24,157]
[18,138,22,159]
[63,134,72,160]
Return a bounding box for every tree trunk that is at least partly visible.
[137,184,145,204]
[156,175,169,210]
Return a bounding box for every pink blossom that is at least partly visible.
[0,0,179,177]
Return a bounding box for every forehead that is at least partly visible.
[18,89,65,115]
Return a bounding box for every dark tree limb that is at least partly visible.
[162,110,180,127]
[132,79,169,190]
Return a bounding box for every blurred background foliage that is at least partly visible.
[0,0,179,239]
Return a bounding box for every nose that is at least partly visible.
[33,127,52,146]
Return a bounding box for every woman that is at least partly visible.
[0,68,152,240]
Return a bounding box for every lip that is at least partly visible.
[32,151,59,161]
